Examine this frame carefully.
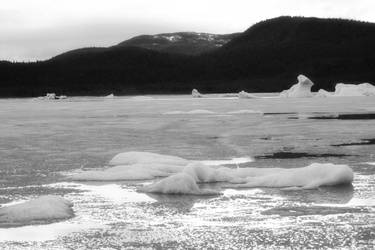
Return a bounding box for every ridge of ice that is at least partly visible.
[163,109,216,115]
[0,195,74,227]
[138,173,220,195]
[139,162,353,195]
[280,75,314,98]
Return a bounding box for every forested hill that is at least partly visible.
[1,16,375,97]
[116,32,239,55]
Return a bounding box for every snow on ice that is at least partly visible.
[0,195,74,227]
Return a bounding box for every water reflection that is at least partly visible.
[145,193,219,213]
[279,184,354,205]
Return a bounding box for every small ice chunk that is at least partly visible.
[0,195,74,227]
[46,93,57,99]
[238,91,257,99]
[104,93,114,98]
[315,89,333,98]
[138,173,220,195]
[192,89,203,98]
[280,75,314,98]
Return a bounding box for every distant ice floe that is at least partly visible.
[163,109,216,115]
[71,151,354,195]
[280,74,375,97]
[34,93,67,100]
[280,75,314,98]
[315,83,375,97]
[192,88,260,99]
[0,195,74,227]
[104,93,114,99]
[238,90,257,99]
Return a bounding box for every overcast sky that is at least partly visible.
[1,0,375,61]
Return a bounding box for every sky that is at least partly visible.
[1,0,375,61]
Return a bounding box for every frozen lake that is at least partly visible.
[0,95,374,249]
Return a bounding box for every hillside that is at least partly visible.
[1,16,375,97]
[116,32,239,55]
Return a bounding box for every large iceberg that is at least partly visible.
[0,195,74,227]
[280,75,314,98]
[71,151,354,194]
[139,162,353,194]
[192,89,203,98]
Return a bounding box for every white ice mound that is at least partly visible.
[225,163,353,189]
[109,151,189,166]
[71,152,189,181]
[104,93,114,98]
[238,91,257,99]
[333,83,375,96]
[0,195,74,227]
[138,173,220,195]
[280,75,314,98]
[71,163,185,181]
[192,89,203,98]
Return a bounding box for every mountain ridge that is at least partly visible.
[1,16,375,97]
